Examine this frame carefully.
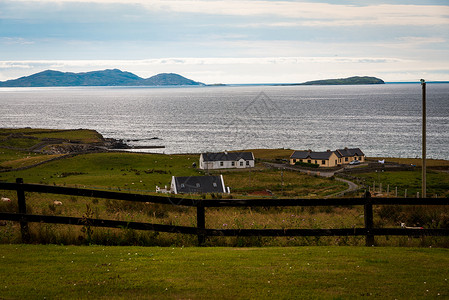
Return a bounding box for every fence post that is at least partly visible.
[197,201,206,246]
[16,178,30,243]
[364,191,375,246]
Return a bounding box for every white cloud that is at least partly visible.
[12,0,449,26]
[3,55,447,84]
[397,37,446,45]
[0,38,35,45]
[0,56,408,69]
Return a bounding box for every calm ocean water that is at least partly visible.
[0,84,448,160]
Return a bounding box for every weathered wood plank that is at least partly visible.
[1,181,448,207]
[1,213,448,237]
[0,213,198,234]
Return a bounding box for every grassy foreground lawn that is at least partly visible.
[1,245,448,299]
[0,152,200,190]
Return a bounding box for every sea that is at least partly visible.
[0,84,448,160]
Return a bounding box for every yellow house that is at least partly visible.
[290,148,365,168]
[290,150,340,167]
[335,148,365,165]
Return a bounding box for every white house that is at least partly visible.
[170,175,230,194]
[199,151,255,170]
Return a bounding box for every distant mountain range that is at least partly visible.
[0,69,205,87]
[0,70,385,87]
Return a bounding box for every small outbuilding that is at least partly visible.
[170,175,230,194]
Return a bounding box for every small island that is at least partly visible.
[301,76,384,85]
[276,76,385,86]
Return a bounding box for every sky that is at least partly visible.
[0,0,448,84]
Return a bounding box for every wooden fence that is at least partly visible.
[1,178,449,246]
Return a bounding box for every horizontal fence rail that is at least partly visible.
[1,178,449,246]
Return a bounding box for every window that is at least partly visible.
[322,160,326,165]
[240,161,243,166]
[196,183,200,188]
[308,160,311,164]
[335,160,337,165]
[315,160,318,164]
[181,184,185,188]
[246,161,249,166]
[213,182,217,188]
[231,162,235,166]
[220,161,224,166]
[345,157,348,162]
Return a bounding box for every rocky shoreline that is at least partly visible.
[0,129,165,155]
[40,137,158,155]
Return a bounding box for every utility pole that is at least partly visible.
[421,79,427,198]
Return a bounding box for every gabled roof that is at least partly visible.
[336,148,365,157]
[173,175,226,194]
[290,150,335,160]
[201,152,254,162]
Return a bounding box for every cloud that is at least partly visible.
[0,56,415,81]
[397,37,446,45]
[1,56,449,83]
[0,38,35,45]
[0,57,408,69]
[11,0,449,26]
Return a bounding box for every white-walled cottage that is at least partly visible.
[199,151,255,170]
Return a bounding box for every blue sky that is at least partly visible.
[0,0,448,83]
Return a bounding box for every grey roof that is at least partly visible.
[173,176,225,194]
[336,148,365,157]
[290,151,335,160]
[201,152,254,162]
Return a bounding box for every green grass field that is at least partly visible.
[1,129,449,247]
[0,128,104,170]
[0,244,448,299]
[0,152,201,190]
[0,128,104,145]
[355,170,449,198]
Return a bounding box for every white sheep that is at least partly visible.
[1,197,11,202]
[53,200,63,206]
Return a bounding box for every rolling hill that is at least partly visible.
[0,69,205,87]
